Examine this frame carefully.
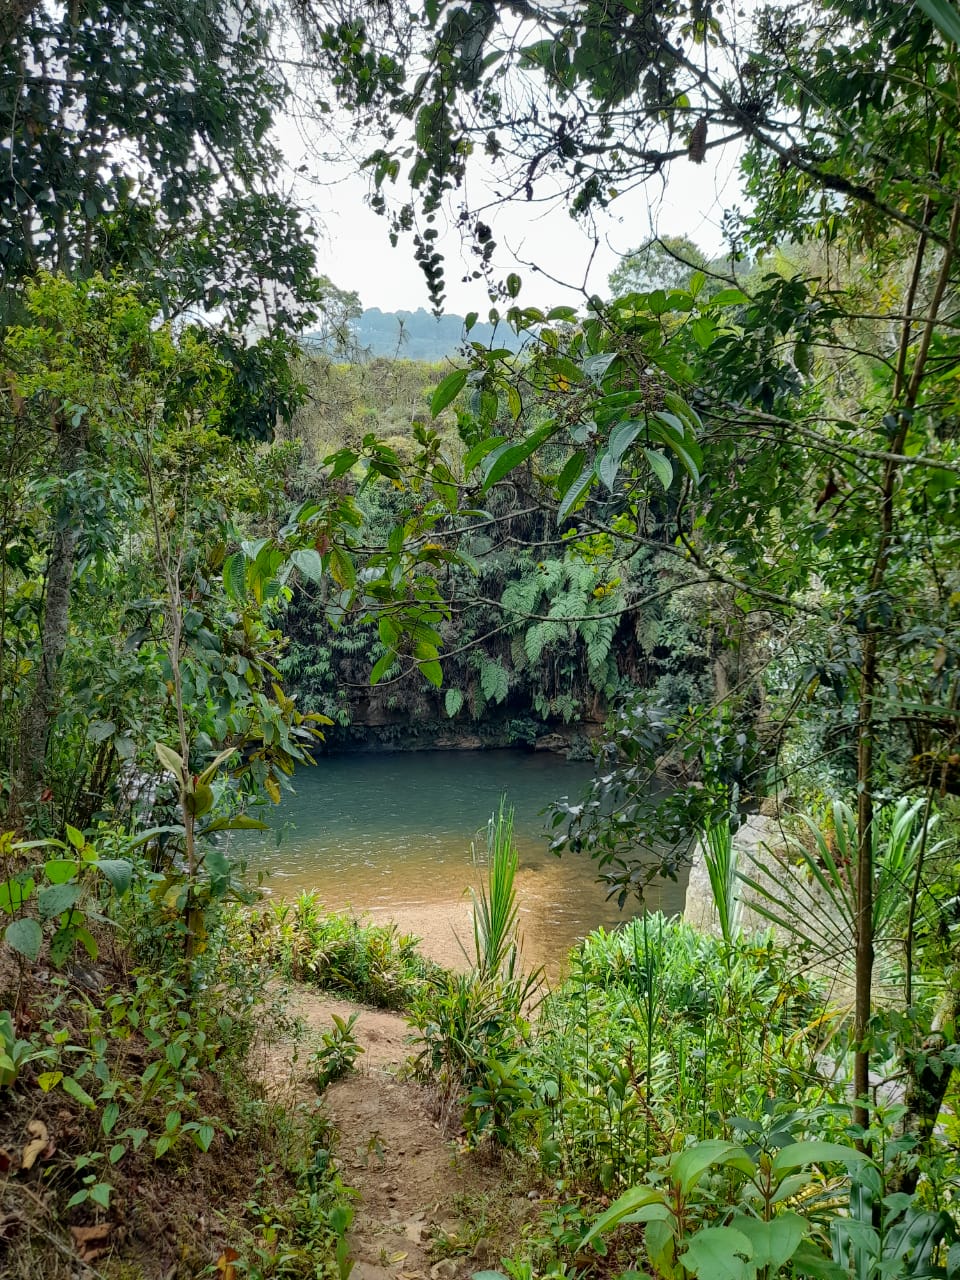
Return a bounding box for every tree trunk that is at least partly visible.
[11,413,83,827]
[888,994,958,1194]
[853,631,876,1139]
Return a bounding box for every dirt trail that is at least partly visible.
[259,986,531,1280]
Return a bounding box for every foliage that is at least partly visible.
[231,892,439,1009]
[311,1012,365,1091]
[300,0,960,1146]
[242,1123,357,1280]
[738,799,948,985]
[608,238,730,300]
[703,817,741,954]
[1,824,132,966]
[1,0,319,339]
[578,1134,868,1280]
[470,800,524,979]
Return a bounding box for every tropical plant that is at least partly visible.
[311,1012,365,1091]
[737,800,947,987]
[470,800,524,980]
[703,816,741,955]
[578,1135,869,1280]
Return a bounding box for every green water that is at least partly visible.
[236,749,686,972]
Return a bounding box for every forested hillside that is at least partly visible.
[304,307,525,361]
[2,1,960,1278]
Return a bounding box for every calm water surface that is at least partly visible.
[235,750,686,972]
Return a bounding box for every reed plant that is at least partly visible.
[469,798,522,979]
[703,814,741,953]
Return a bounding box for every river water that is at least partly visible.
[235,750,686,975]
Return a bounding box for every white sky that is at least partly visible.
[276,117,745,315]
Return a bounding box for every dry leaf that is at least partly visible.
[21,1120,51,1170]
[216,1246,240,1280]
[70,1222,113,1262]
[0,1148,13,1174]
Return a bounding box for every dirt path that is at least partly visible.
[258,986,532,1280]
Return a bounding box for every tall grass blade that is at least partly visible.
[470,798,521,978]
[703,816,740,949]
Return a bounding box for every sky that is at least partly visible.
[275,116,745,317]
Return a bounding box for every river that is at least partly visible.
[234,749,686,975]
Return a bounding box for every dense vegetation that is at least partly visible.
[2,0,960,1277]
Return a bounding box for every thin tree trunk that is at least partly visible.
[12,412,83,826]
[852,190,960,1140]
[853,633,876,1137]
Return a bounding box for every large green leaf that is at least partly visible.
[771,1140,867,1176]
[96,859,134,896]
[672,1140,755,1194]
[370,650,398,685]
[917,0,960,44]
[0,876,35,915]
[643,447,674,490]
[420,659,443,687]
[481,418,559,489]
[579,1186,666,1248]
[42,859,79,885]
[291,547,324,584]
[5,917,42,961]
[38,883,81,919]
[223,551,247,602]
[431,368,468,416]
[730,1213,806,1270]
[597,420,643,491]
[679,1226,754,1280]
[556,461,596,522]
[463,434,507,474]
[155,742,184,777]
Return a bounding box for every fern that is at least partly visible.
[554,692,580,723]
[480,659,509,704]
[502,573,544,617]
[444,687,465,718]
[524,619,564,665]
[539,558,565,593]
[583,615,616,681]
[510,634,529,671]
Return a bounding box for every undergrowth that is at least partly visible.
[229,891,442,1009]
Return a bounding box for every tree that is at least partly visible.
[0,1,331,819]
[299,0,960,1144]
[608,236,718,298]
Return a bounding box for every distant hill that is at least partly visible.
[304,307,525,362]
